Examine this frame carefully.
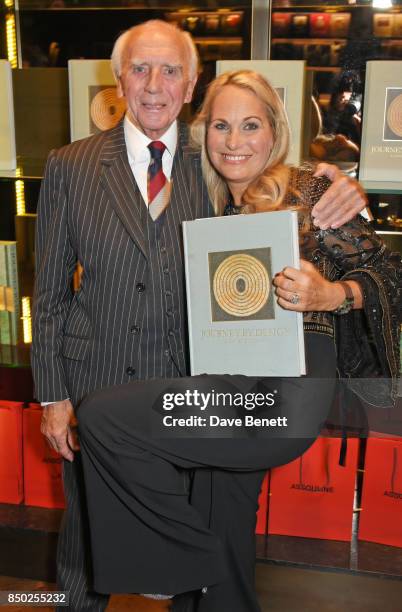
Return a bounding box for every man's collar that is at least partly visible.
[124,115,177,160]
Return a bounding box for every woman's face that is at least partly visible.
[206,85,274,202]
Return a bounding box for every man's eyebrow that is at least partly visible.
[163,64,184,70]
[128,61,183,70]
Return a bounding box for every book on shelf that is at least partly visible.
[359,61,402,191]
[0,241,20,346]
[373,14,394,38]
[0,61,16,171]
[183,211,305,377]
[309,13,331,38]
[216,60,306,166]
[13,68,70,160]
[329,13,351,38]
[68,60,127,142]
[291,15,309,38]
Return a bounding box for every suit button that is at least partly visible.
[163,268,169,274]
[130,325,140,334]
[126,367,136,376]
[168,329,175,337]
[164,349,170,357]
[160,246,166,253]
[166,309,173,316]
[136,282,145,293]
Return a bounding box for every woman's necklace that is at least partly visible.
[223,198,245,216]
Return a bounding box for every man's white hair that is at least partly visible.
[111,20,199,81]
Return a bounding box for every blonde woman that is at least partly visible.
[191,70,399,381]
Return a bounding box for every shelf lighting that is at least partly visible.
[5,13,17,69]
[15,180,26,215]
[372,0,392,8]
[21,296,32,344]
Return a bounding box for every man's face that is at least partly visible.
[117,26,197,139]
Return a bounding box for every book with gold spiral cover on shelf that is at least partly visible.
[68,60,126,142]
[183,211,305,377]
[359,61,402,191]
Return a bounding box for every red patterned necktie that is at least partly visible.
[147,141,170,220]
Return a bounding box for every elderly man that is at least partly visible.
[32,19,367,612]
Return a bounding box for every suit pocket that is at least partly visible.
[61,335,91,361]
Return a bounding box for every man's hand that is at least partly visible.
[41,399,79,462]
[312,163,368,230]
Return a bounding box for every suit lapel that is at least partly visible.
[168,123,204,224]
[98,121,204,257]
[99,121,147,258]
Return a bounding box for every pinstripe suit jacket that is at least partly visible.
[31,120,213,405]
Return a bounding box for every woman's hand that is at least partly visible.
[273,259,346,312]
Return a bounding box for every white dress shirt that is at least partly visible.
[124,114,177,205]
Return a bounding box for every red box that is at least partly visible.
[255,472,269,535]
[359,437,402,548]
[0,401,23,504]
[23,403,65,508]
[268,437,359,541]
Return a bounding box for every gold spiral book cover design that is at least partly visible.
[208,248,275,321]
[89,86,126,134]
[383,87,402,141]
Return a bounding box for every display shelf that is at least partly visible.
[17,0,248,8]
[272,2,401,8]
[367,189,402,195]
[16,5,251,12]
[272,37,347,43]
[13,4,251,67]
[0,343,31,368]
[194,37,243,42]
[257,534,402,579]
[306,65,340,71]
[0,363,34,402]
[0,504,61,583]
[0,158,46,180]
[1,503,401,584]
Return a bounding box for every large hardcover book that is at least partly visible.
[359,61,402,191]
[0,61,16,170]
[183,212,305,377]
[0,241,20,345]
[68,60,126,142]
[216,60,305,166]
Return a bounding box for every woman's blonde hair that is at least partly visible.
[191,70,291,216]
